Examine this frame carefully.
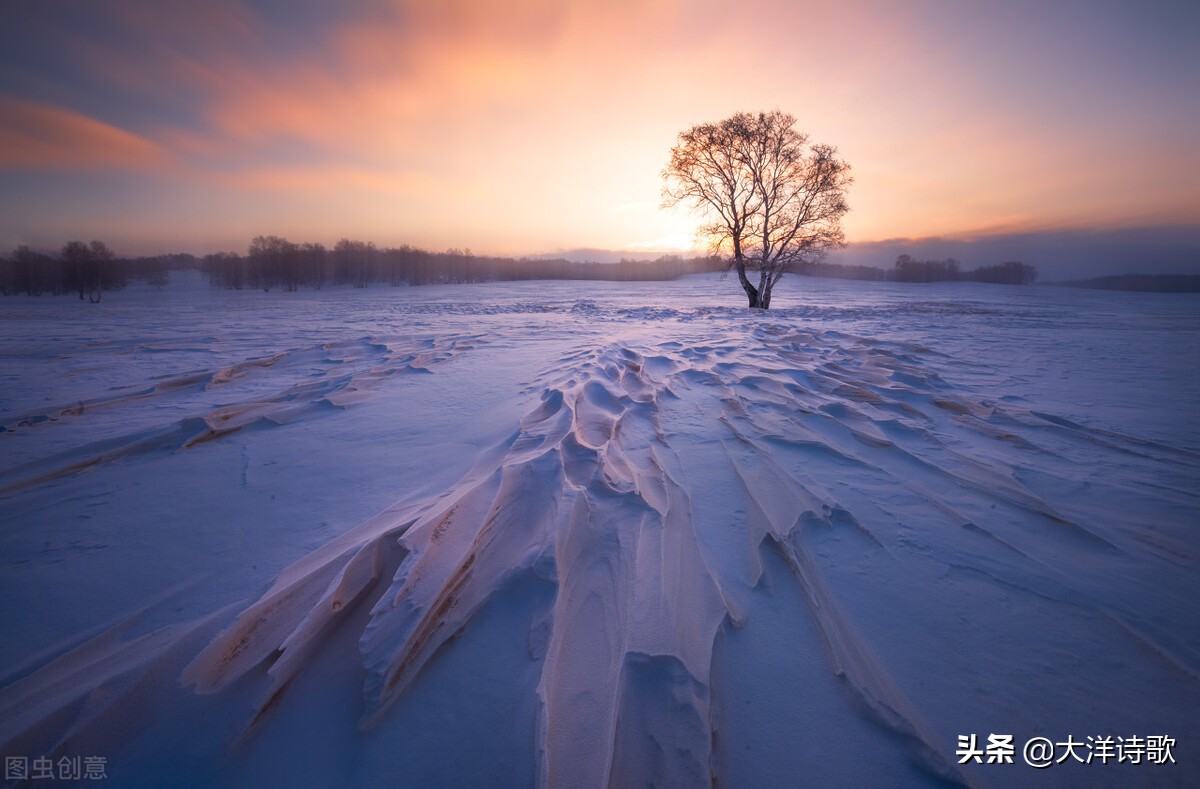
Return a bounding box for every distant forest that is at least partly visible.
[200,237,728,291]
[799,255,1039,285]
[0,241,174,301]
[3,238,1195,298]
[0,237,727,299]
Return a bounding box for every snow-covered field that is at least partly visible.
[1,272,1197,787]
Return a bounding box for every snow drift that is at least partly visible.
[1,275,1197,787]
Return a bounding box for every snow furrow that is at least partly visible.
[4,281,1197,787]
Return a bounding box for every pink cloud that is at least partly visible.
[0,98,170,172]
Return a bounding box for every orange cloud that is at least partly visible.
[0,98,169,172]
[3,0,1194,255]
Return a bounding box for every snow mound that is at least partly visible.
[2,279,1197,787]
[180,328,1200,782]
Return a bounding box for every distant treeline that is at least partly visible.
[201,236,728,290]
[0,237,727,298]
[1052,274,1200,293]
[0,242,183,300]
[30,240,1200,298]
[795,256,1038,285]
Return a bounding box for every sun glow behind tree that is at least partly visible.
[663,111,852,309]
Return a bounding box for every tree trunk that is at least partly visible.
[757,268,770,310]
[734,253,761,308]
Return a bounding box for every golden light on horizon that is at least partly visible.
[0,0,1196,260]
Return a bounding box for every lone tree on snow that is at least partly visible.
[662,111,852,309]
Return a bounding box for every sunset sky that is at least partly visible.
[1,0,1197,267]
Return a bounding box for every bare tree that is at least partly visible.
[6,245,60,295]
[87,240,116,302]
[61,240,117,302]
[333,239,375,288]
[248,235,300,292]
[204,251,246,289]
[62,241,90,301]
[663,111,851,309]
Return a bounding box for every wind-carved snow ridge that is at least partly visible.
[178,339,735,784]
[0,334,482,494]
[176,321,1198,786]
[6,308,1197,786]
[524,347,730,788]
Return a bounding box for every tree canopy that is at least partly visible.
[663,111,852,309]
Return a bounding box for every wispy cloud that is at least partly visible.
[0,0,1197,256]
[0,98,169,171]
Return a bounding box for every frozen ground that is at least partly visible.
[1,272,1197,787]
